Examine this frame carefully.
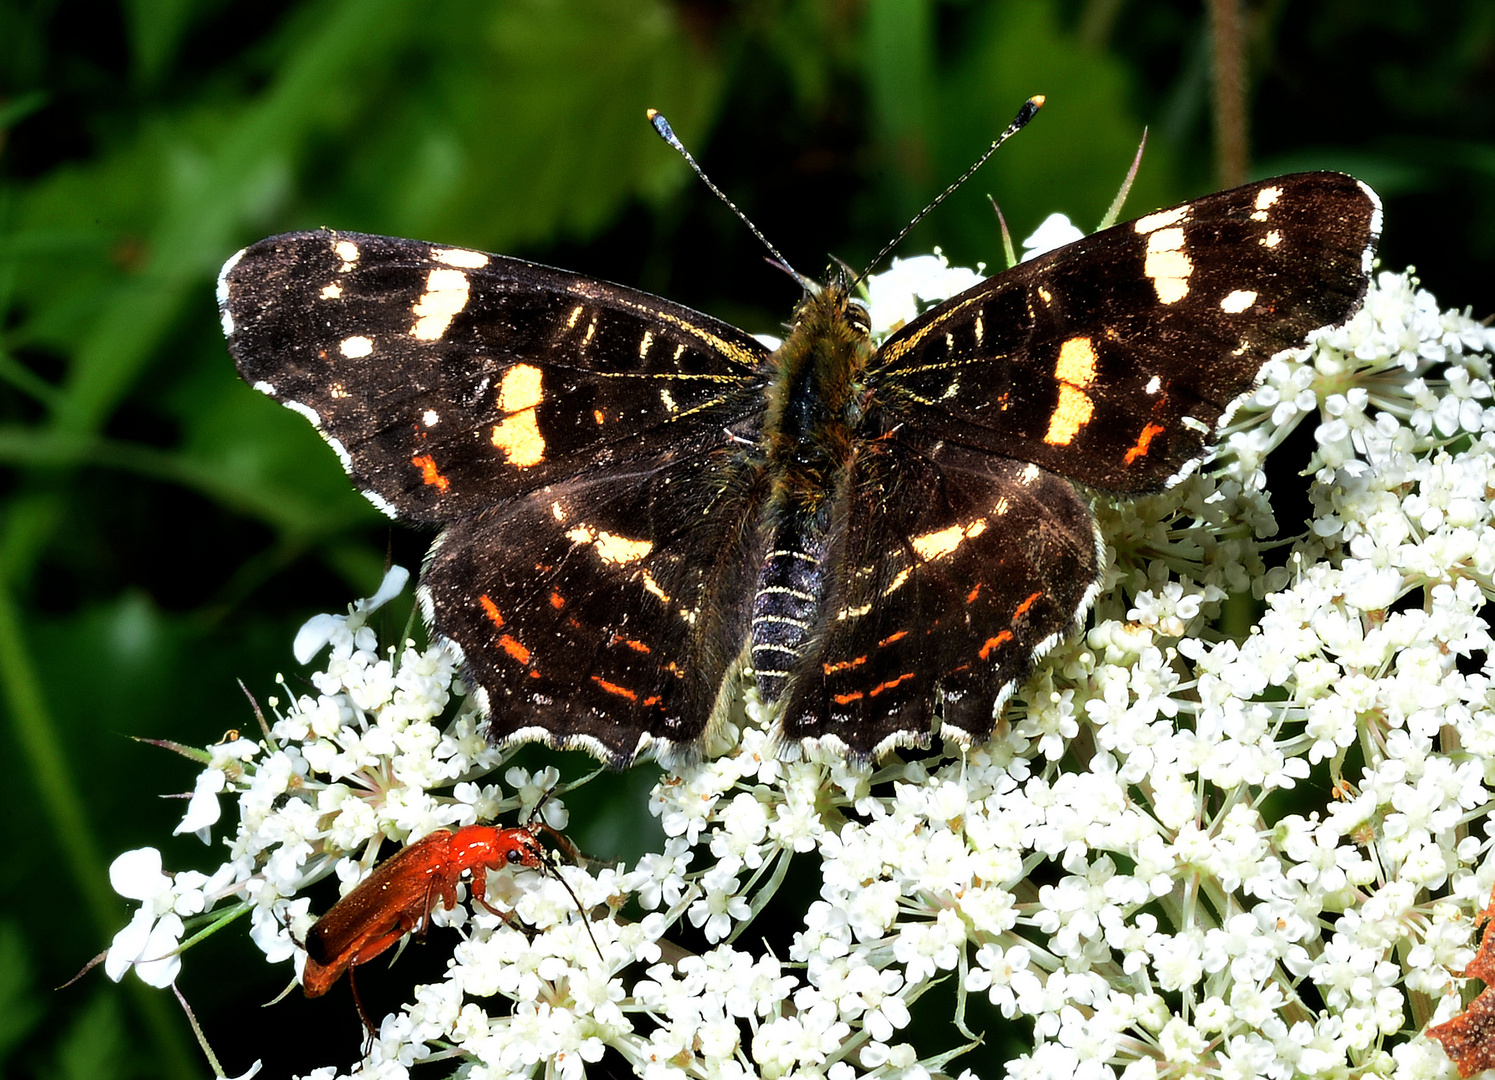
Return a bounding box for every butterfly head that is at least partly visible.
[791,268,870,343]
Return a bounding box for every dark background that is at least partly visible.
[1,1,1490,1077]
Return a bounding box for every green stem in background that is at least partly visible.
[1207,0,1249,188]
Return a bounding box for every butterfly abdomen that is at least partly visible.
[749,284,873,703]
[750,505,832,702]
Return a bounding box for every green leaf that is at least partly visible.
[911,4,1177,267]
[0,922,42,1063]
[53,992,126,1080]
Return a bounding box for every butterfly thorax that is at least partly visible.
[750,281,873,703]
[761,282,871,491]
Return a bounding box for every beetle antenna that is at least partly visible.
[853,95,1043,291]
[542,850,605,962]
[522,786,604,961]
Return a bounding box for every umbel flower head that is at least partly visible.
[110,240,1495,1080]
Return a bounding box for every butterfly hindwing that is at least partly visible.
[219,230,770,521]
[777,440,1103,755]
[872,173,1379,492]
[421,435,770,766]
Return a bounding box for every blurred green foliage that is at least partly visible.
[0,1,1490,1076]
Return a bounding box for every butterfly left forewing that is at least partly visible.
[222,229,780,766]
[872,172,1380,493]
[220,229,769,522]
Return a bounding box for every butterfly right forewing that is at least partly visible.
[872,173,1379,493]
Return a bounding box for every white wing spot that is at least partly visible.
[1020,463,1041,484]
[422,409,440,427]
[320,283,342,299]
[911,519,988,561]
[1144,226,1191,304]
[411,268,470,341]
[490,364,545,467]
[334,240,360,270]
[641,570,671,603]
[1250,185,1281,222]
[1145,375,1162,394]
[565,523,653,565]
[434,247,488,269]
[1132,205,1188,233]
[881,567,911,596]
[1220,289,1257,314]
[1043,337,1098,447]
[1261,230,1281,248]
[340,336,373,358]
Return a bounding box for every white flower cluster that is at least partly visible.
[108,250,1495,1080]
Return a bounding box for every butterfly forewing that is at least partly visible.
[221,230,770,522]
[872,173,1379,492]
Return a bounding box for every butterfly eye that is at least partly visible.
[845,302,870,337]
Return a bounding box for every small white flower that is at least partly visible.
[1021,213,1085,260]
[110,847,173,902]
[174,767,227,841]
[293,564,410,664]
[863,250,985,337]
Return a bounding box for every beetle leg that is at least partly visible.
[468,870,522,924]
[346,966,377,1049]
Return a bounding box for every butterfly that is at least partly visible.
[219,159,1379,767]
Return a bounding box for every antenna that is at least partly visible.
[853,95,1044,290]
[646,109,815,292]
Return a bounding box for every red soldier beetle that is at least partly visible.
[299,815,599,1034]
